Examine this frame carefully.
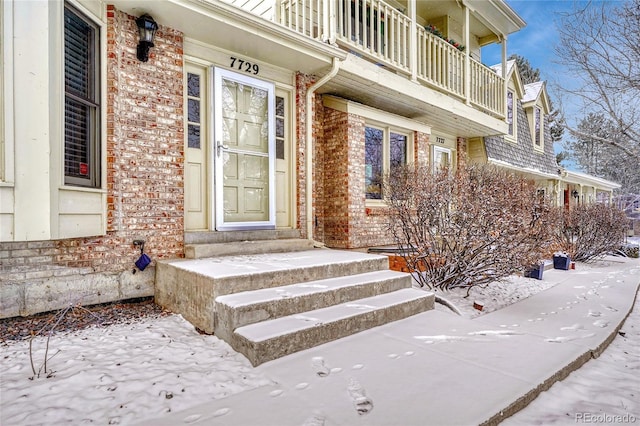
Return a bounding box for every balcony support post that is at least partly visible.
[463,4,470,105]
[502,35,508,119]
[322,0,336,43]
[409,0,417,81]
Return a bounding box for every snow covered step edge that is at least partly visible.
[231,288,435,367]
[215,270,412,338]
[185,238,314,259]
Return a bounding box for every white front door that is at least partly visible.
[214,69,275,230]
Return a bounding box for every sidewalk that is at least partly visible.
[140,256,640,426]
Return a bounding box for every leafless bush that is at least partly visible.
[385,164,556,291]
[555,203,628,262]
[28,303,102,379]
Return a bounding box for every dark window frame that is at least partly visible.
[64,2,101,187]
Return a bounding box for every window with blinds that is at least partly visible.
[64,3,100,187]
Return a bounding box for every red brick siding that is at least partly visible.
[314,97,431,249]
[1,7,185,275]
[457,137,468,170]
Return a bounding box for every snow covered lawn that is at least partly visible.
[1,250,638,425]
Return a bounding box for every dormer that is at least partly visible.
[491,60,524,143]
[522,81,551,152]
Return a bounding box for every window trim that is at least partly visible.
[1,0,15,184]
[63,2,101,188]
[432,145,452,172]
[505,89,517,143]
[364,122,413,205]
[533,106,544,151]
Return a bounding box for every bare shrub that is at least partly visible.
[556,203,628,262]
[385,164,556,291]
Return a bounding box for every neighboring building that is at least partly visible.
[468,60,620,207]
[0,0,613,319]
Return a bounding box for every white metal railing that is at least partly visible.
[277,0,504,118]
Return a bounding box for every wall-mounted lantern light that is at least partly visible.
[572,190,579,199]
[135,14,158,62]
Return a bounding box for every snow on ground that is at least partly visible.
[0,316,273,425]
[1,254,638,425]
[505,294,640,425]
[433,271,557,318]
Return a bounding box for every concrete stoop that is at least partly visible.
[184,229,313,258]
[155,247,435,366]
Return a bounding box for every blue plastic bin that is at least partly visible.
[553,255,571,270]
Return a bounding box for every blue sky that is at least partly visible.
[481,0,620,163]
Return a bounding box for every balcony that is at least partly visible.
[278,0,510,118]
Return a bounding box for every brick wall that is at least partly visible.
[321,107,359,247]
[0,6,185,318]
[457,137,468,169]
[103,6,185,267]
[318,100,431,249]
[295,73,313,239]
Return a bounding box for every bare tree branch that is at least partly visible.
[565,125,640,161]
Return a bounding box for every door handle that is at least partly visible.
[216,141,229,156]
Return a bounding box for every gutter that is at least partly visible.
[487,159,560,180]
[305,58,341,244]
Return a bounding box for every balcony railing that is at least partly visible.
[278,0,505,118]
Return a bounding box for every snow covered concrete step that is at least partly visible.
[155,249,391,334]
[185,229,301,245]
[215,270,412,340]
[185,239,314,259]
[232,288,435,366]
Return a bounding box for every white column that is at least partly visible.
[502,35,508,118]
[409,0,417,81]
[12,0,52,240]
[463,4,470,105]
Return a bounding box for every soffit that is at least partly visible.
[107,0,344,74]
[317,56,507,138]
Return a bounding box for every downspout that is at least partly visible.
[305,58,341,243]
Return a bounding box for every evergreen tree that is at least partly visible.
[509,54,565,145]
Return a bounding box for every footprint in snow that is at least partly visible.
[546,333,595,343]
[302,412,326,426]
[312,356,330,377]
[296,382,310,390]
[184,414,202,423]
[347,378,373,415]
[213,408,230,417]
[588,310,602,317]
[560,324,584,331]
[269,389,284,397]
[593,320,609,328]
[352,364,364,370]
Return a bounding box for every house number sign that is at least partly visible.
[230,56,259,75]
[435,136,446,144]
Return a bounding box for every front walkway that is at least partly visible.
[140,256,640,426]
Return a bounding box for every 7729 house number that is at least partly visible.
[230,57,259,75]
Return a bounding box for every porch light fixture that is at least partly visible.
[572,190,579,199]
[135,14,158,62]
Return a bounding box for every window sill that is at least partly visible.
[59,185,107,194]
[504,135,518,144]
